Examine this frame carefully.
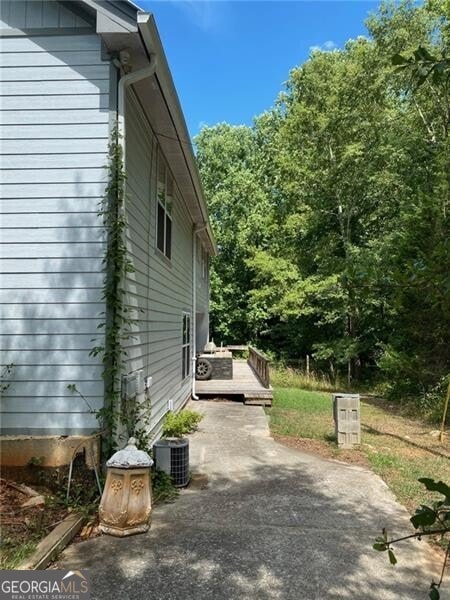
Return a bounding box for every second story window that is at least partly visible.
[201,246,208,280]
[197,239,207,280]
[157,154,173,260]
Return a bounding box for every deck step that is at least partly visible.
[244,394,272,407]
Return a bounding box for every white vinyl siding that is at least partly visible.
[123,89,195,438]
[0,24,110,434]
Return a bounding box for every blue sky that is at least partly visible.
[138,1,381,138]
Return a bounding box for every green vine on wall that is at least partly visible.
[69,124,152,459]
[0,363,14,395]
[91,124,132,455]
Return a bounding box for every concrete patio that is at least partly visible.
[59,401,441,599]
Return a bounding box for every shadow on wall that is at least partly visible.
[0,172,110,434]
[60,461,436,600]
[0,8,115,436]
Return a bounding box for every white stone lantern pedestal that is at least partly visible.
[99,437,153,537]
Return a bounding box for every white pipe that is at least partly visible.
[117,53,157,166]
[192,223,207,400]
[108,55,157,441]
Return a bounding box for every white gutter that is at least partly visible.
[191,223,208,400]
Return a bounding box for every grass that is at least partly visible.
[267,387,450,512]
[271,367,338,392]
[270,389,334,440]
[0,539,37,570]
[271,364,385,395]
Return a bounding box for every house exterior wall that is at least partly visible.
[0,1,91,31]
[0,1,212,441]
[0,10,111,434]
[123,89,197,436]
[195,237,210,352]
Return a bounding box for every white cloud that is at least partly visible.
[323,40,337,50]
[309,40,338,53]
[167,0,227,32]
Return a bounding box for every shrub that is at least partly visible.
[151,468,179,504]
[162,409,203,438]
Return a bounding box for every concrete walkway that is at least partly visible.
[59,401,441,600]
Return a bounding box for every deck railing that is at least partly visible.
[248,346,271,388]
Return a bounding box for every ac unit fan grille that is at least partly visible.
[170,443,189,487]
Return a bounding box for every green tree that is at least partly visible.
[195,123,272,343]
[196,0,450,411]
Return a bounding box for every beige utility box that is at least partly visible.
[332,394,360,449]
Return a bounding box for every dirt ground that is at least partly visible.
[0,479,68,569]
[273,434,371,467]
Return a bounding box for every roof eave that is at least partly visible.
[76,1,216,255]
[137,13,216,255]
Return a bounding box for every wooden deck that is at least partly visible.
[195,359,273,406]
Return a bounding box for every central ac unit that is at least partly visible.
[153,438,189,487]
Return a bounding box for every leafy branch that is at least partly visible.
[392,46,450,140]
[374,478,450,599]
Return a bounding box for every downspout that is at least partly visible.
[105,53,157,439]
[115,52,157,166]
[192,223,207,400]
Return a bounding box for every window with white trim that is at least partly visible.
[201,246,208,280]
[182,313,191,380]
[156,153,173,260]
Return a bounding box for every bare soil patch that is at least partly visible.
[274,434,370,467]
[0,478,68,569]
